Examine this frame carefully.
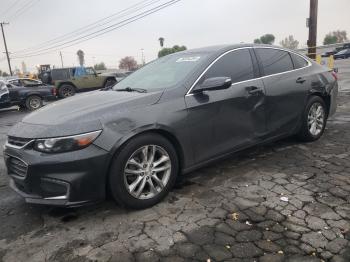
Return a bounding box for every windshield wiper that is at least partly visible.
[115,87,147,93]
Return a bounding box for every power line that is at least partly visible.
[6,0,40,22]
[0,0,22,19]
[12,0,161,54]
[12,0,181,59]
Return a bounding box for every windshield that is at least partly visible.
[337,49,348,54]
[113,53,207,92]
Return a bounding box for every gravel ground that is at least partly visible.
[0,60,350,262]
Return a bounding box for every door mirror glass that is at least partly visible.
[193,77,232,93]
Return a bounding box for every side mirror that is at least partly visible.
[193,77,232,93]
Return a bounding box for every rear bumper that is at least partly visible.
[4,143,110,207]
[44,94,57,101]
[329,82,339,117]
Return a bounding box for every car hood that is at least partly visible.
[8,90,163,138]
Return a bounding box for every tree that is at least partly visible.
[280,35,299,49]
[158,45,187,58]
[119,56,138,71]
[158,37,165,48]
[323,35,337,45]
[76,49,85,66]
[254,34,275,45]
[94,62,107,70]
[323,30,348,45]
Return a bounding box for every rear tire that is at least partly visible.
[108,133,179,209]
[297,96,327,142]
[25,95,43,111]
[58,84,76,98]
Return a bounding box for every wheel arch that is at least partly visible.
[109,128,185,172]
[104,128,186,196]
[57,82,77,90]
[308,91,331,116]
[103,77,117,86]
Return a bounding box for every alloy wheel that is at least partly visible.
[307,102,325,136]
[29,97,41,109]
[123,145,171,200]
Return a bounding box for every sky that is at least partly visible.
[0,0,349,73]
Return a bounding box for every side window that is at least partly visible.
[290,53,309,69]
[86,68,95,75]
[256,48,294,76]
[202,49,254,84]
[10,80,20,86]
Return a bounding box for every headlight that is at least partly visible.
[33,130,102,153]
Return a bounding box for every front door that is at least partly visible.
[185,48,266,164]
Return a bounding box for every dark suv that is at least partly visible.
[51,67,116,98]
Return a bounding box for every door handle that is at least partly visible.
[246,86,263,95]
[296,77,306,84]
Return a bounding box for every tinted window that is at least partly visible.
[21,79,39,86]
[203,49,254,84]
[290,53,309,69]
[51,69,71,80]
[9,80,20,86]
[256,48,294,76]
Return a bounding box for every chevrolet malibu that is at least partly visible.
[3,44,338,209]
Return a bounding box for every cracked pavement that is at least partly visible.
[1,60,350,262]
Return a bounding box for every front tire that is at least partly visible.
[108,133,179,209]
[297,96,327,142]
[25,95,43,110]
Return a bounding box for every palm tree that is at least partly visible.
[158,37,165,48]
[76,49,85,66]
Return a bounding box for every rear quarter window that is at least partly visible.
[290,53,309,69]
[255,48,294,76]
[51,69,71,80]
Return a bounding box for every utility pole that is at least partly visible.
[0,22,13,76]
[141,48,145,65]
[59,51,64,67]
[307,0,318,59]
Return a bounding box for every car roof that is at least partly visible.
[171,43,297,57]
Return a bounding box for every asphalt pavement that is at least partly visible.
[0,59,350,262]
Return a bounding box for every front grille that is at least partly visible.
[7,136,32,148]
[7,157,28,177]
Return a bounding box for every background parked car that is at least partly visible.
[322,43,350,57]
[334,49,350,60]
[4,78,57,110]
[51,66,117,98]
[0,81,11,109]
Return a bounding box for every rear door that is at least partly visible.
[185,48,266,164]
[254,48,311,137]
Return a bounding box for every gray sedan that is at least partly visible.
[3,44,338,209]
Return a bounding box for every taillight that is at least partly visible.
[52,88,57,96]
[331,71,338,81]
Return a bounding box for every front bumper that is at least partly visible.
[4,142,110,207]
